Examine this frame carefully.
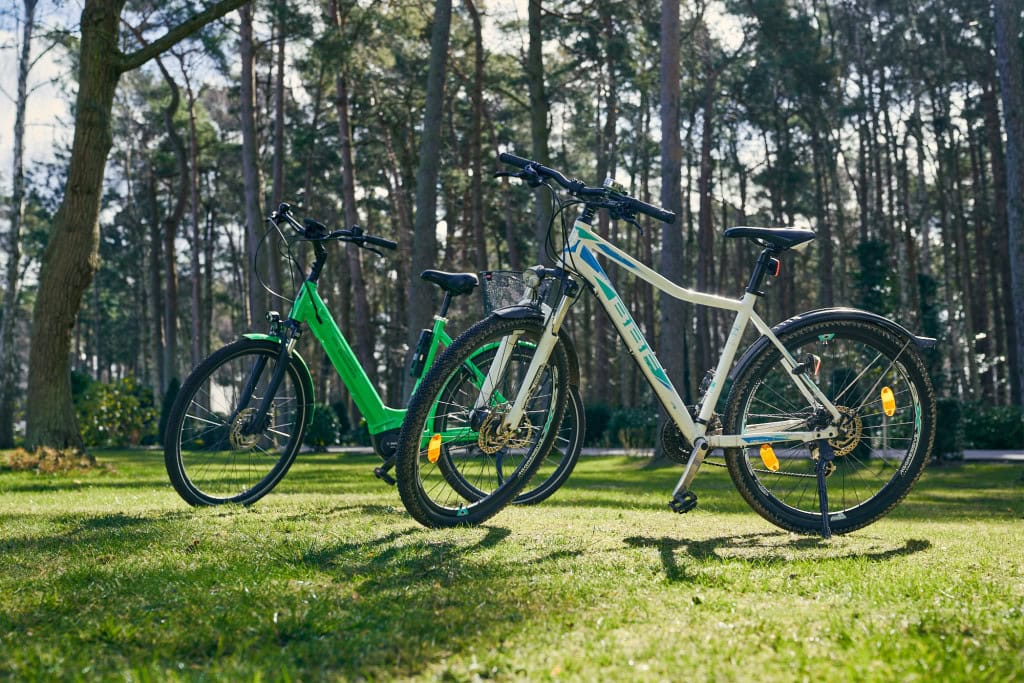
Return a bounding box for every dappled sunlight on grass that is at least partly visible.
[0,449,1021,680]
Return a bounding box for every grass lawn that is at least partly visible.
[0,449,1021,681]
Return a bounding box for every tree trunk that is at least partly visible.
[695,26,716,380]
[146,158,165,393]
[157,61,187,387]
[25,0,127,449]
[465,0,486,271]
[0,0,38,447]
[657,0,688,421]
[183,72,203,370]
[239,3,265,328]
[527,0,551,263]
[328,0,375,384]
[994,0,1024,407]
[592,9,618,406]
[25,0,253,449]
[408,0,452,355]
[982,76,1019,404]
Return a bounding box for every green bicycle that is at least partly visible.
[163,202,584,507]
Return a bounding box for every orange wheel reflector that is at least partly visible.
[881,386,896,417]
[427,433,443,463]
[759,444,780,472]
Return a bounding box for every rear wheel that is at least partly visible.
[396,315,569,527]
[164,339,309,506]
[724,319,935,534]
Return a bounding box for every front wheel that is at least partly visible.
[723,318,936,534]
[395,315,570,527]
[512,385,584,505]
[164,339,310,506]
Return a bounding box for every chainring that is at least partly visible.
[660,420,692,465]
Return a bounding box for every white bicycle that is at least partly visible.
[395,153,937,537]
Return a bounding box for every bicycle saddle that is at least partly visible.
[724,226,816,250]
[420,270,479,297]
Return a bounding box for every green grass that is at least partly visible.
[0,450,1022,682]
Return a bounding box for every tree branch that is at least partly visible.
[118,0,250,73]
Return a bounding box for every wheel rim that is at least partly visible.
[513,389,579,503]
[175,350,303,503]
[738,330,924,519]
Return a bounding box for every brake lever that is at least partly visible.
[494,168,543,188]
[622,214,643,236]
[608,205,643,236]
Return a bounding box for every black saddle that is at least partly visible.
[724,226,816,251]
[420,270,479,297]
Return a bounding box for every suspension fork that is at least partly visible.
[241,320,301,435]
[499,295,573,432]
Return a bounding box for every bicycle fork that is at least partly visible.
[239,319,300,438]
[486,299,572,435]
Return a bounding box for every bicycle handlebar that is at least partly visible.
[498,152,676,225]
[270,203,397,251]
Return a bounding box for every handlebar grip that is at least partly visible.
[498,152,535,169]
[364,235,398,250]
[628,197,676,224]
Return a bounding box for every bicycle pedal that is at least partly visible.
[373,467,396,486]
[669,491,698,514]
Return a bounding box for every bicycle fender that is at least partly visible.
[718,308,935,413]
[489,309,581,386]
[242,333,316,424]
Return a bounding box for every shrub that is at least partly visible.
[583,402,612,446]
[303,404,339,450]
[606,405,658,449]
[933,398,964,460]
[961,402,1024,450]
[75,376,158,448]
[157,378,181,446]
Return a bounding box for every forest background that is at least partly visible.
[1,0,1024,454]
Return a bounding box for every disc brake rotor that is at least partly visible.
[229,406,274,450]
[477,408,534,455]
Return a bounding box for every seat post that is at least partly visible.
[438,292,453,318]
[745,247,779,296]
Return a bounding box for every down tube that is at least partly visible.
[291,282,405,433]
[573,244,695,439]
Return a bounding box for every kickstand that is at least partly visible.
[815,440,836,539]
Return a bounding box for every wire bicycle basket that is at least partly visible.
[479,270,563,315]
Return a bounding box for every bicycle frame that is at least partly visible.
[496,213,842,451]
[286,280,444,435]
[285,279,506,448]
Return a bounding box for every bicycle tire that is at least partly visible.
[723,318,936,534]
[513,385,584,505]
[395,315,570,527]
[443,344,584,506]
[164,338,310,506]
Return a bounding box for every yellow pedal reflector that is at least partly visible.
[759,444,780,472]
[881,386,896,416]
[427,434,442,463]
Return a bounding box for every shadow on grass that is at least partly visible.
[0,515,580,680]
[623,533,931,582]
